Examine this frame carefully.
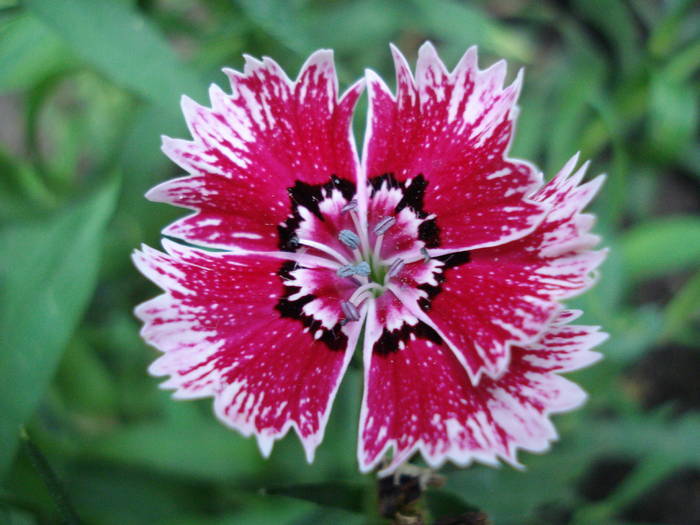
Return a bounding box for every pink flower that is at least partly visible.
[133,43,607,473]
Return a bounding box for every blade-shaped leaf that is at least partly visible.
[411,0,534,63]
[24,0,203,108]
[647,74,698,162]
[0,178,119,478]
[0,12,73,93]
[621,216,700,282]
[265,481,365,514]
[663,270,700,343]
[83,401,263,482]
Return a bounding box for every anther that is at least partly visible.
[338,229,360,249]
[341,300,360,322]
[341,199,358,213]
[420,247,430,262]
[337,262,371,278]
[373,216,396,236]
[387,258,405,278]
[354,261,371,276]
[337,265,355,277]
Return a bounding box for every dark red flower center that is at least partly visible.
[274,174,472,351]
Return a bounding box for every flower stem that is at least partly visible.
[20,427,83,525]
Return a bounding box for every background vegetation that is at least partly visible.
[1,0,699,523]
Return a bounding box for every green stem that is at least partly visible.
[20,428,83,525]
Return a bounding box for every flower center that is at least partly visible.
[276,174,442,333]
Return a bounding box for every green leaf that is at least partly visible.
[568,413,700,523]
[0,147,55,218]
[425,489,480,520]
[571,454,680,525]
[620,216,700,282]
[448,441,587,524]
[23,71,134,191]
[647,74,698,162]
[663,270,700,342]
[54,337,118,416]
[588,96,630,228]
[304,0,402,55]
[237,0,314,56]
[24,0,203,108]
[0,178,119,478]
[168,492,364,525]
[649,0,697,57]
[572,0,640,69]
[67,464,199,525]
[165,503,313,525]
[545,21,605,174]
[19,430,82,525]
[0,507,36,525]
[234,0,356,84]
[265,481,365,514]
[582,412,700,467]
[83,401,263,482]
[0,12,73,92]
[410,0,534,63]
[509,80,550,160]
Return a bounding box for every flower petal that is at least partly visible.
[406,156,606,381]
[150,50,364,251]
[361,43,547,254]
[358,308,606,474]
[133,240,363,461]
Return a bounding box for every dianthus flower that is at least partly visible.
[134,43,607,473]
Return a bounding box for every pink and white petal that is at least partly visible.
[407,156,606,380]
[387,259,495,379]
[146,174,280,251]
[283,264,359,330]
[362,43,547,254]
[366,179,432,259]
[358,297,506,473]
[358,307,605,474]
[527,156,607,259]
[520,310,607,373]
[474,156,608,301]
[153,50,364,251]
[293,187,359,261]
[413,255,562,380]
[133,240,361,461]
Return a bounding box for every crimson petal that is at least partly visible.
[133,240,362,460]
[411,156,606,380]
[149,51,364,251]
[361,42,547,255]
[359,308,606,473]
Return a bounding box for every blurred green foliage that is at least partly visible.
[0,0,699,524]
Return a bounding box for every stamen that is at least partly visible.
[349,282,384,304]
[349,291,375,308]
[337,261,371,278]
[373,235,384,261]
[340,300,360,322]
[337,265,355,277]
[341,199,358,213]
[338,229,361,249]
[349,209,370,257]
[270,250,341,270]
[354,261,371,276]
[297,238,351,266]
[380,246,431,266]
[387,258,405,278]
[292,246,308,271]
[373,216,396,236]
